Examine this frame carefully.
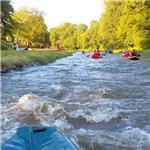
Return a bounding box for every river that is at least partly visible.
[1,52,150,149]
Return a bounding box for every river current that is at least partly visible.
[1,52,150,149]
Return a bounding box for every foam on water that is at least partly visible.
[75,127,150,149]
[1,113,20,145]
[68,106,122,123]
[0,94,68,145]
[1,52,150,149]
[16,94,51,112]
[52,119,72,131]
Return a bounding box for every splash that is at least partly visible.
[16,94,51,112]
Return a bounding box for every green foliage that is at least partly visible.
[116,0,150,49]
[77,31,89,49]
[13,8,49,45]
[88,20,101,49]
[49,27,60,47]
[76,24,88,49]
[1,0,15,40]
[1,41,14,50]
[49,22,88,49]
[99,0,150,50]
[1,0,149,51]
[58,22,77,49]
[48,0,150,50]
[139,49,150,58]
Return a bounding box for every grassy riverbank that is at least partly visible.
[1,50,73,73]
[138,49,150,58]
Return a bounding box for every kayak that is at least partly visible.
[129,56,140,60]
[92,54,102,59]
[102,53,107,56]
[124,56,140,60]
[87,53,102,59]
[1,126,78,150]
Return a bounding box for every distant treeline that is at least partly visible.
[1,0,150,50]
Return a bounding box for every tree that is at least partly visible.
[49,23,88,49]
[98,1,122,49]
[76,23,88,49]
[49,27,60,47]
[116,0,150,49]
[77,31,90,49]
[93,0,150,50]
[88,20,101,49]
[13,8,49,46]
[59,22,76,49]
[1,0,14,40]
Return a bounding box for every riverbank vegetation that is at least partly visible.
[1,50,73,73]
[49,0,150,50]
[139,49,150,58]
[1,0,150,51]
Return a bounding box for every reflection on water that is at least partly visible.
[1,52,150,149]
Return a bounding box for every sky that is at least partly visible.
[12,0,104,29]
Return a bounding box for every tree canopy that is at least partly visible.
[49,0,150,50]
[1,0,150,50]
[1,0,14,40]
[13,8,49,46]
[49,22,88,49]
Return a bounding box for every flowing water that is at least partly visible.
[1,52,150,149]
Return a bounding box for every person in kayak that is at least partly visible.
[94,48,101,56]
[82,50,85,54]
[131,49,138,56]
[123,50,132,57]
[89,48,102,59]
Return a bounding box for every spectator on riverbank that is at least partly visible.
[13,43,16,50]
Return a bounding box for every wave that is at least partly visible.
[16,94,52,112]
[74,127,150,150]
[67,107,122,123]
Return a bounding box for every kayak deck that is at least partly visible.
[2,126,78,150]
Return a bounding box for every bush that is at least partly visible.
[1,41,14,50]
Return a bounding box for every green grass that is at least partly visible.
[138,49,150,58]
[1,50,73,72]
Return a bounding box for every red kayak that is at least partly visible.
[129,56,140,60]
[87,53,102,59]
[124,56,140,60]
